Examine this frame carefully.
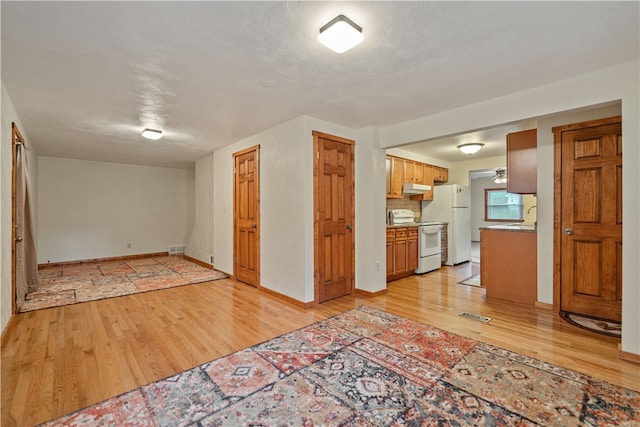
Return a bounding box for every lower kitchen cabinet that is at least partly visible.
[387,227,418,282]
[386,229,395,276]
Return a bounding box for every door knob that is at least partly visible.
[565,228,573,235]
[15,236,23,242]
[250,224,257,229]
[346,224,352,230]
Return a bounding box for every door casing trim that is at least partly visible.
[552,115,622,313]
[11,123,25,315]
[232,144,260,288]
[312,130,355,305]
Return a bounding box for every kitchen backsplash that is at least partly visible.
[387,198,421,220]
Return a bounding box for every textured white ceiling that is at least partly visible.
[2,2,638,168]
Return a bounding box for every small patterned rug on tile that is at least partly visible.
[41,306,638,426]
[19,257,228,313]
[561,311,622,338]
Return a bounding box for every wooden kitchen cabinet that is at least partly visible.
[403,160,416,183]
[386,229,395,276]
[506,129,537,194]
[407,228,419,271]
[386,154,447,200]
[433,166,449,183]
[394,228,408,273]
[413,162,425,184]
[386,227,419,282]
[480,228,537,305]
[386,155,404,199]
[410,165,434,201]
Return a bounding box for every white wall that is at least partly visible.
[186,154,214,264]
[37,157,194,263]
[1,83,37,332]
[470,177,503,241]
[213,117,309,301]
[447,155,506,186]
[385,147,451,169]
[354,127,387,294]
[209,116,387,303]
[379,61,640,355]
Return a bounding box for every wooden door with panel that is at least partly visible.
[313,131,355,303]
[233,146,260,287]
[555,118,622,322]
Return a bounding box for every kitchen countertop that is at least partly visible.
[386,222,445,229]
[481,223,536,232]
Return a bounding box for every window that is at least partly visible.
[485,189,524,221]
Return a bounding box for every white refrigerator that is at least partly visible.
[421,184,471,265]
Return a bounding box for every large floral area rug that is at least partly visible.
[20,256,228,313]
[42,306,638,426]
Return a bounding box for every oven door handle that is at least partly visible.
[421,228,441,235]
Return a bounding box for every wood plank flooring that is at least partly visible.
[2,262,638,426]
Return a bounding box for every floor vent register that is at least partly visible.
[458,312,492,323]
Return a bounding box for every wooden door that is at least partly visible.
[233,146,260,287]
[313,131,355,303]
[554,117,622,321]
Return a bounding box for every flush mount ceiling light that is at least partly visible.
[494,169,507,184]
[317,15,364,53]
[457,143,484,155]
[141,128,163,140]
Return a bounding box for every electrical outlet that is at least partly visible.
[375,261,380,271]
[210,256,214,264]
[127,243,132,249]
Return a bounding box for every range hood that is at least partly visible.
[402,183,432,194]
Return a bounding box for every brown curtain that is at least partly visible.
[15,142,38,308]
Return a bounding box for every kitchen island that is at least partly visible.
[480,224,537,305]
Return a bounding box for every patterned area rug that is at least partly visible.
[459,274,481,287]
[42,306,638,426]
[561,311,622,338]
[20,257,228,313]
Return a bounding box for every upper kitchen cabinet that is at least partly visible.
[403,160,418,183]
[386,154,447,200]
[506,129,537,194]
[386,155,404,199]
[433,166,449,183]
[410,165,434,201]
[404,160,429,185]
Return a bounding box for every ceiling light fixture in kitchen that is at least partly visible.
[457,143,484,155]
[493,169,507,184]
[142,128,163,140]
[318,15,364,53]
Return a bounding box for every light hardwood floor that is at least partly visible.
[2,261,638,426]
